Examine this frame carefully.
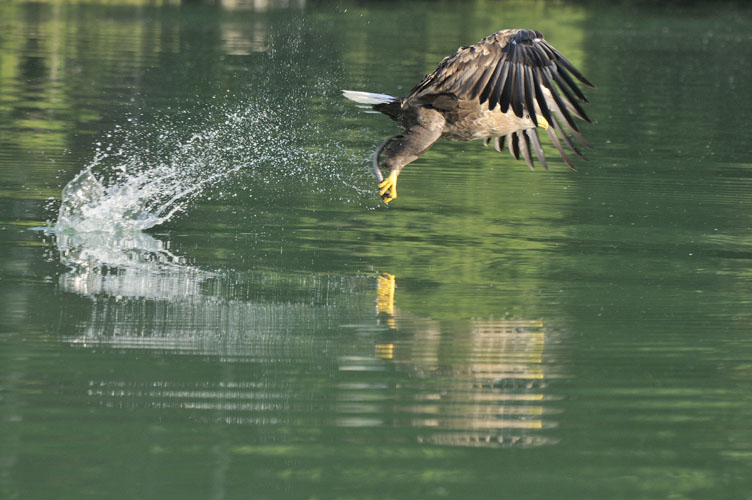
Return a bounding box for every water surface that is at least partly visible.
[2,1,752,499]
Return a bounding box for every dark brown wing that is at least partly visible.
[410,29,595,169]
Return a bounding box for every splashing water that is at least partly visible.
[46,14,377,276]
[53,95,370,237]
[55,154,204,234]
[45,86,374,283]
[42,19,375,304]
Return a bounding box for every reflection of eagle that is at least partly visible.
[343,29,595,203]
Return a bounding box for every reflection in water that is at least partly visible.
[219,0,306,11]
[364,273,558,447]
[53,229,561,448]
[5,0,752,496]
[56,230,205,302]
[53,228,373,347]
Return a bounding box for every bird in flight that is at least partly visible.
[343,29,595,203]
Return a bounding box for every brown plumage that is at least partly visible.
[343,28,595,203]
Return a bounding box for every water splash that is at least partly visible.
[53,95,370,237]
[47,16,375,277]
[43,87,375,292]
[55,157,199,233]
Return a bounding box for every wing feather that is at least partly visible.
[551,69,591,122]
[551,114,587,161]
[471,62,498,101]
[554,61,589,102]
[405,28,594,169]
[523,65,538,126]
[498,62,514,113]
[485,61,509,111]
[546,126,576,171]
[540,66,580,132]
[507,132,520,160]
[511,63,525,117]
[494,135,505,153]
[531,68,553,125]
[526,128,548,170]
[517,130,535,170]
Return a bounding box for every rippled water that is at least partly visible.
[2,1,752,499]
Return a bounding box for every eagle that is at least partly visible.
[343,29,595,203]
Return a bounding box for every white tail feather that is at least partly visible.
[342,90,398,105]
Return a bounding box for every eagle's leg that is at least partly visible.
[378,170,400,203]
[376,110,444,203]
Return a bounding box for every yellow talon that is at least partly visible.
[378,170,399,203]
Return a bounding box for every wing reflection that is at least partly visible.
[338,272,561,448]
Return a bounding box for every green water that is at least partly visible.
[2,1,752,499]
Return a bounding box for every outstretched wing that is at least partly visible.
[410,29,595,169]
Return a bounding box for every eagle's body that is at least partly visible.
[343,29,595,203]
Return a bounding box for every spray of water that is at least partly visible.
[53,94,371,236]
[45,17,381,284]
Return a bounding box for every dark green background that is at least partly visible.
[2,1,752,499]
